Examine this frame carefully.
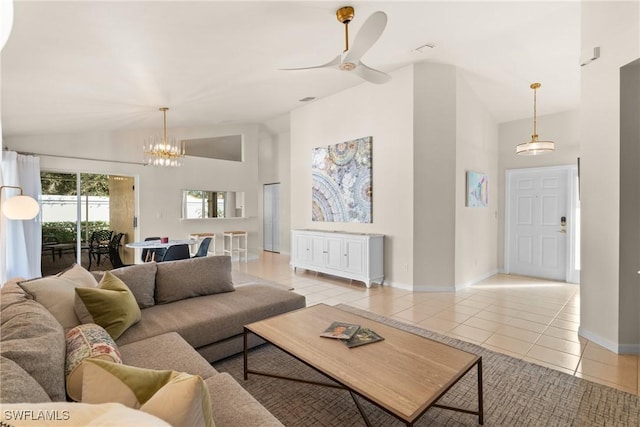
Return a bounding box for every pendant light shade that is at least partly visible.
[516,83,555,156]
[0,186,40,220]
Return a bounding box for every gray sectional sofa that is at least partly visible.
[0,255,306,426]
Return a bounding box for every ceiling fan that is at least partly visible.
[283,6,391,85]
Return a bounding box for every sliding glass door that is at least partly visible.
[40,172,134,276]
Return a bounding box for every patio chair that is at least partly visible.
[108,232,131,269]
[88,230,113,270]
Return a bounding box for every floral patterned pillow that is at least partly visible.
[65,323,122,401]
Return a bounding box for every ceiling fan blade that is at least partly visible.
[344,11,387,63]
[354,61,391,85]
[280,55,341,71]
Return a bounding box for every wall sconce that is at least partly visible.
[0,186,40,220]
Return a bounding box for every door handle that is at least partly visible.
[557,229,567,234]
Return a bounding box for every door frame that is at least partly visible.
[262,182,281,253]
[504,164,580,283]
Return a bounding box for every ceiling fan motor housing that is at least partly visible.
[336,6,355,24]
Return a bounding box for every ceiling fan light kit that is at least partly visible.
[516,83,555,156]
[283,6,391,85]
[143,107,185,167]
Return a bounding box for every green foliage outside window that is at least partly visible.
[41,173,109,196]
[42,221,110,244]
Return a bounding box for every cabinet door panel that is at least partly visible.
[326,238,343,270]
[311,237,326,266]
[295,235,312,263]
[344,239,365,274]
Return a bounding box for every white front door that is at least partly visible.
[506,167,571,281]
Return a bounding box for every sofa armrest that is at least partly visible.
[205,373,283,427]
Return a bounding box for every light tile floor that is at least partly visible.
[235,252,640,396]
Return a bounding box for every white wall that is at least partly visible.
[580,0,639,353]
[619,59,640,350]
[258,114,292,255]
[290,66,415,288]
[412,63,457,291]
[497,110,581,272]
[455,72,500,288]
[290,63,499,290]
[4,122,263,259]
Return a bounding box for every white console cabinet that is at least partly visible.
[291,230,384,287]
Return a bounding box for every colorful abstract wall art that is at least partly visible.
[466,171,488,207]
[312,136,372,223]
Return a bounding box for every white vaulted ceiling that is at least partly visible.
[1,1,581,138]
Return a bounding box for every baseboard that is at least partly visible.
[618,343,640,354]
[579,327,640,355]
[455,269,499,290]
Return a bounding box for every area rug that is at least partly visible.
[213,304,640,426]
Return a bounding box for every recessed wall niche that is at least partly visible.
[183,135,243,162]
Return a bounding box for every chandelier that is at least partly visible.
[143,107,185,167]
[516,83,555,156]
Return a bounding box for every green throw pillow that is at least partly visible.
[81,359,214,427]
[74,271,141,340]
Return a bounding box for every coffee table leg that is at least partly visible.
[478,358,484,425]
[349,391,373,427]
[243,328,249,380]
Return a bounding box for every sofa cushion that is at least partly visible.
[0,356,51,403]
[117,284,306,350]
[92,262,157,308]
[155,256,234,304]
[0,282,67,401]
[119,332,217,380]
[18,264,98,330]
[75,271,142,340]
[65,323,122,401]
[82,359,214,427]
[0,402,170,426]
[205,373,284,427]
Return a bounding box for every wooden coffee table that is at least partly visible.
[244,304,483,426]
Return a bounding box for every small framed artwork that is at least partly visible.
[466,171,488,207]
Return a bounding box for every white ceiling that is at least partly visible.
[1,1,581,138]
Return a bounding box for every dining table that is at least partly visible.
[125,239,199,249]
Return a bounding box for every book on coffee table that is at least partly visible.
[320,321,360,340]
[342,327,384,348]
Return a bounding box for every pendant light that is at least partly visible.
[516,83,555,155]
[143,107,185,167]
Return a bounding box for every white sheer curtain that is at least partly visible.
[1,151,42,282]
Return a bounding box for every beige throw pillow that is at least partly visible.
[18,264,98,330]
[74,271,141,340]
[81,359,214,427]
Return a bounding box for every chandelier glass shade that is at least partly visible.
[143,107,185,167]
[516,83,555,156]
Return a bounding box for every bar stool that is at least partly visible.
[223,231,247,262]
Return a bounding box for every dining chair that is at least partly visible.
[141,236,166,262]
[159,244,190,262]
[192,237,212,258]
[88,230,113,270]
